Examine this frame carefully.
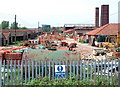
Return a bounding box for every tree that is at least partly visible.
[19,27,28,29]
[10,22,19,29]
[42,28,51,33]
[1,21,9,29]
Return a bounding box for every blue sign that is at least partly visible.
[55,72,66,79]
[57,66,63,72]
[55,65,66,79]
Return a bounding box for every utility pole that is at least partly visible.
[38,21,39,35]
[117,2,120,46]
[15,15,17,42]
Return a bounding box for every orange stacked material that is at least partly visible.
[0,50,5,54]
[12,48,18,50]
[56,46,68,50]
[70,43,77,45]
[4,49,13,53]
[61,42,67,44]
[61,42,68,46]
[62,36,66,40]
[70,36,73,38]
[69,43,77,48]
[0,51,4,60]
[74,36,79,41]
[0,50,6,59]
[5,52,22,60]
[21,47,27,49]
[11,47,27,51]
[112,52,120,57]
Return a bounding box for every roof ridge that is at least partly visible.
[94,24,109,35]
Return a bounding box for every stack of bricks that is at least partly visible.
[4,52,22,65]
[5,52,22,60]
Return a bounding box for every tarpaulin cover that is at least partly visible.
[22,49,81,60]
[13,48,32,53]
[13,49,24,53]
[38,46,46,49]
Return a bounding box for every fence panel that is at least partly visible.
[0,59,119,86]
[0,60,1,86]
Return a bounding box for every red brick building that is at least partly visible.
[87,23,118,45]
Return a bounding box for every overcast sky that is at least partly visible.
[0,0,119,28]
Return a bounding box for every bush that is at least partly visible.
[28,76,112,86]
[79,41,85,43]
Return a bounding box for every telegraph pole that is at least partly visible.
[38,21,39,35]
[15,15,17,42]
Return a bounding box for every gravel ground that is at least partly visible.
[62,38,104,56]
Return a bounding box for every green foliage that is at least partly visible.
[12,41,24,46]
[15,41,24,43]
[42,27,56,33]
[19,26,28,29]
[42,28,52,33]
[1,21,9,29]
[79,41,85,43]
[115,47,120,52]
[1,21,28,30]
[29,76,112,86]
[10,22,19,29]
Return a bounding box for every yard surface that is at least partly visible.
[0,37,104,57]
[62,38,103,56]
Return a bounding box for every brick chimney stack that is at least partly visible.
[95,7,99,28]
[101,5,109,26]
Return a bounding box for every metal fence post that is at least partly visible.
[2,59,120,85]
[0,60,2,86]
[118,59,120,85]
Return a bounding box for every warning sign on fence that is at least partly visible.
[55,65,66,79]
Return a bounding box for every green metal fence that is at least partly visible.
[0,59,119,86]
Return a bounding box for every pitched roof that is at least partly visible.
[87,23,119,35]
[2,29,39,33]
[74,27,95,30]
[2,29,39,36]
[2,32,11,39]
[64,29,74,33]
[10,31,27,36]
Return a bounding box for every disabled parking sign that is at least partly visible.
[55,65,66,79]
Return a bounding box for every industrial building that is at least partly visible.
[0,29,41,46]
[42,25,51,29]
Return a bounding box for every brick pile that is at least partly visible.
[5,52,22,60]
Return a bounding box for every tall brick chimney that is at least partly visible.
[101,5,109,26]
[95,7,99,28]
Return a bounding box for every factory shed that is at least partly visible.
[87,23,118,46]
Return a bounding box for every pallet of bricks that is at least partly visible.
[0,52,4,60]
[4,52,22,65]
[55,35,64,40]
